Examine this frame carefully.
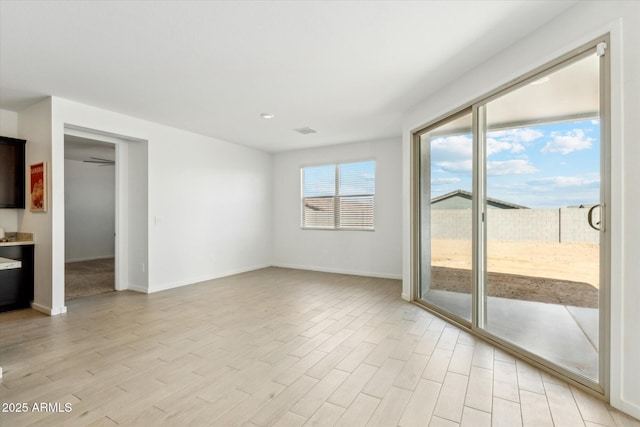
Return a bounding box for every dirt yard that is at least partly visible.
[429,240,600,308]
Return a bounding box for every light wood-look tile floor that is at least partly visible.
[1,267,638,426]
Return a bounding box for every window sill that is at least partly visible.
[301,227,375,232]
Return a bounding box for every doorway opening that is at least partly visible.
[64,135,116,300]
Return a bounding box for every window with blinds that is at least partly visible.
[301,160,375,230]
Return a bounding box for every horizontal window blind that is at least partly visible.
[301,160,375,230]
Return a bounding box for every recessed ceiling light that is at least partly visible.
[260,113,275,119]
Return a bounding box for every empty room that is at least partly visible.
[0,1,639,426]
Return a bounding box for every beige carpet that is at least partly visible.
[65,258,114,300]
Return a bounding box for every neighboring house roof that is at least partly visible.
[431,189,529,209]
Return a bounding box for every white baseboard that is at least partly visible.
[147,264,271,293]
[126,284,149,294]
[612,399,640,421]
[271,263,402,280]
[31,302,67,316]
[105,263,401,297]
[65,255,115,263]
[401,292,410,301]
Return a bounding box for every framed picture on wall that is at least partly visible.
[30,161,47,212]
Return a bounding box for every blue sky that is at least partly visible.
[431,119,600,208]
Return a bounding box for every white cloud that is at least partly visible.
[437,156,537,176]
[430,135,473,175]
[487,159,538,176]
[590,119,600,125]
[486,138,512,156]
[432,177,461,185]
[430,135,472,161]
[486,128,542,155]
[527,174,600,188]
[436,160,473,173]
[430,128,542,162]
[510,142,526,153]
[518,128,545,142]
[541,129,593,155]
[488,128,544,143]
[490,174,600,208]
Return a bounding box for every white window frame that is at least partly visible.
[301,160,376,231]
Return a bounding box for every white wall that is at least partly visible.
[272,139,402,279]
[0,109,18,136]
[402,0,640,417]
[125,139,148,292]
[64,158,115,262]
[49,97,272,301]
[16,99,57,314]
[0,109,20,231]
[146,124,271,291]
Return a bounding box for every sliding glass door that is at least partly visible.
[419,111,473,322]
[416,38,609,390]
[482,51,603,382]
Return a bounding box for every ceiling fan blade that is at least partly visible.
[84,157,115,164]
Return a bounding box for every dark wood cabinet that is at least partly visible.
[0,136,26,208]
[0,245,35,312]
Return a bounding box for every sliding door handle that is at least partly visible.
[587,204,601,231]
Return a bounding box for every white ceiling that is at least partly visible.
[0,1,578,152]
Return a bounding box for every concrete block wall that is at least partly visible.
[487,209,559,242]
[431,210,472,240]
[431,208,600,243]
[560,207,600,243]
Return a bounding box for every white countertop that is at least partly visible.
[0,232,35,247]
[0,257,22,270]
[0,240,35,247]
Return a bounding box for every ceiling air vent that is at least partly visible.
[293,127,318,135]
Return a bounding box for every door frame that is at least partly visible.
[63,125,140,294]
[411,34,611,398]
